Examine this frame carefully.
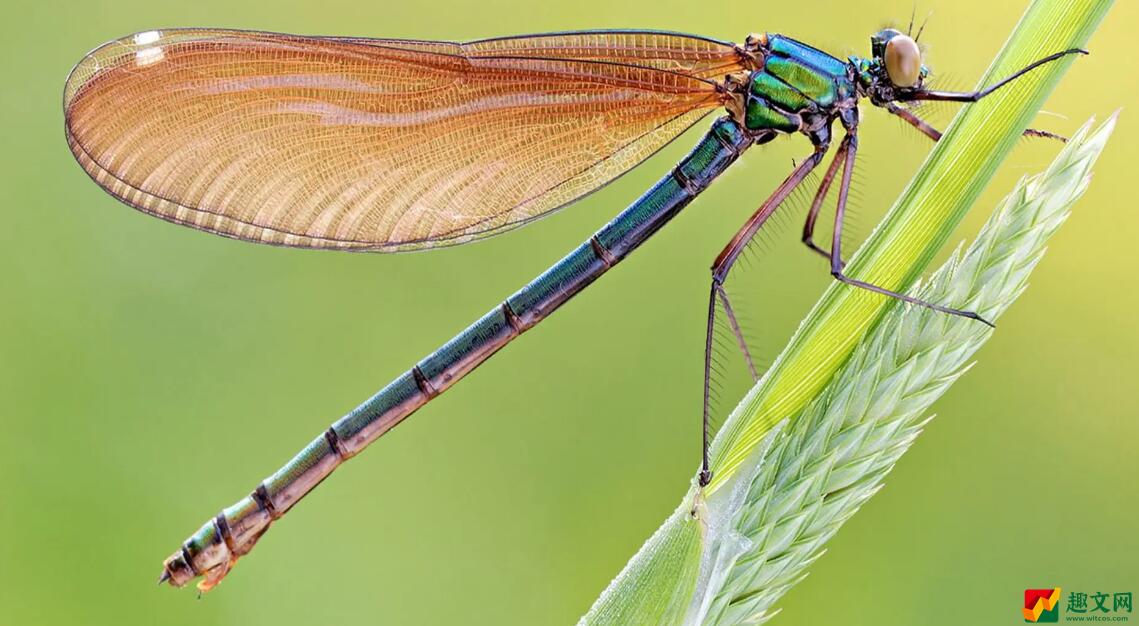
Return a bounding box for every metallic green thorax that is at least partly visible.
[745,34,857,135]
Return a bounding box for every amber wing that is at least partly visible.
[64,29,745,250]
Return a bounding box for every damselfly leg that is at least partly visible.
[823,131,993,325]
[899,49,1088,103]
[802,137,851,264]
[699,141,824,486]
[886,103,1068,142]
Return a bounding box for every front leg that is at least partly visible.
[886,102,1067,142]
[897,49,1086,103]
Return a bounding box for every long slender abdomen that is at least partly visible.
[161,116,752,590]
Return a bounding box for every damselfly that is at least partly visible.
[63,25,1082,591]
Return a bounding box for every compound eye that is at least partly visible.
[885,35,922,87]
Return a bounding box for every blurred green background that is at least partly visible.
[1,1,1134,624]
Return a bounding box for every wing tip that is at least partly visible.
[64,29,237,110]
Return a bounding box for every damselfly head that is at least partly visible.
[853,28,931,106]
[870,28,930,89]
